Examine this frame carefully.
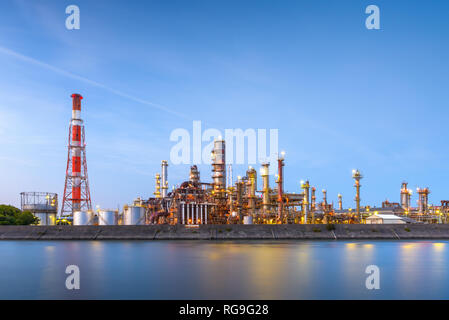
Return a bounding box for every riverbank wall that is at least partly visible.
[1,224,449,240]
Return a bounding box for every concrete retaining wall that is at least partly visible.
[1,224,449,240]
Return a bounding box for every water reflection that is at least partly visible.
[1,240,449,299]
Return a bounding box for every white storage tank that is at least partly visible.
[34,212,56,226]
[124,206,146,225]
[98,209,118,225]
[73,210,95,225]
[243,216,253,225]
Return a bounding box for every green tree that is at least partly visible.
[0,205,39,225]
[15,211,39,225]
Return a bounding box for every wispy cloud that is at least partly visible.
[0,45,191,120]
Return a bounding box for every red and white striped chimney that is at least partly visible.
[61,93,92,216]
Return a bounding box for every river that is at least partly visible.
[0,240,447,299]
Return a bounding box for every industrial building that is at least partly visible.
[20,192,57,225]
[22,93,449,226]
[366,214,407,224]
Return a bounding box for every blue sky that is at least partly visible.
[0,0,448,210]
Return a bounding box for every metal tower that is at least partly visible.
[276,152,285,223]
[301,180,310,224]
[338,194,343,211]
[61,94,92,217]
[352,169,363,221]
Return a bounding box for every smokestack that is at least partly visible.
[261,163,270,213]
[338,194,343,211]
[277,152,285,222]
[61,94,92,216]
[161,160,168,198]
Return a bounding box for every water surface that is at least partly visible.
[0,240,447,299]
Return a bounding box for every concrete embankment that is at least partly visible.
[1,224,449,240]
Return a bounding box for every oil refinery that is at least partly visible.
[21,94,449,226]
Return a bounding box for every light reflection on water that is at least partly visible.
[0,240,449,299]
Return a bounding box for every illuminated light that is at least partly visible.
[364,244,374,249]
[433,243,445,251]
[346,243,356,249]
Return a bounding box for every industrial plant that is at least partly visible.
[22,94,449,226]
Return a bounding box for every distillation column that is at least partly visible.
[211,139,226,192]
[261,163,270,214]
[189,165,200,183]
[311,187,316,213]
[161,160,168,198]
[338,194,343,211]
[352,169,363,221]
[400,182,412,211]
[301,180,310,224]
[322,189,328,208]
[247,166,257,216]
[417,187,430,214]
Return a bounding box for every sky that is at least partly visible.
[0,0,448,210]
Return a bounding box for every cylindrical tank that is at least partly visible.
[243,216,253,224]
[98,210,118,225]
[34,213,56,226]
[161,160,168,198]
[211,139,226,190]
[73,210,94,225]
[124,206,146,225]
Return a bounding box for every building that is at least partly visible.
[366,214,406,224]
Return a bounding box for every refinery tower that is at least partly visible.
[61,94,92,217]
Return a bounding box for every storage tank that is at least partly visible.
[124,206,146,225]
[98,210,118,225]
[34,212,57,226]
[243,216,253,224]
[73,210,95,225]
